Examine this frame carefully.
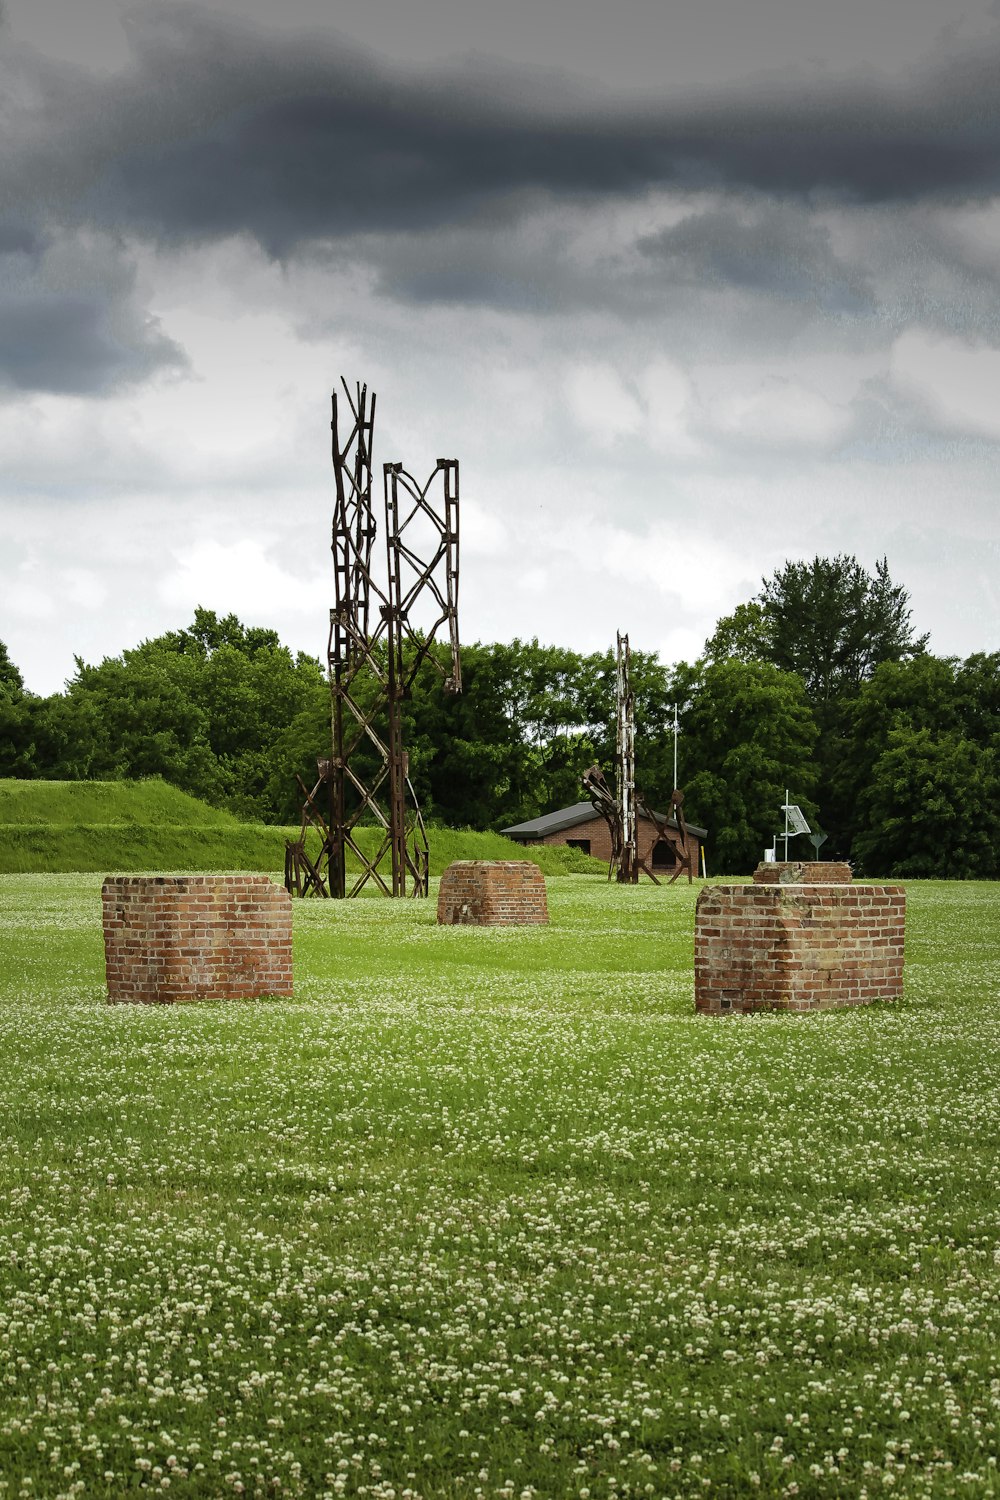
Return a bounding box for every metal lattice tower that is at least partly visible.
[284,378,461,899]
[615,631,638,884]
[582,631,695,884]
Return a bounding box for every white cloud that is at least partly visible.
[563,362,644,445]
[563,357,700,455]
[2,211,998,698]
[889,327,1000,440]
[62,570,108,610]
[461,498,509,556]
[637,359,701,456]
[159,538,328,620]
[710,375,853,448]
[5,578,55,622]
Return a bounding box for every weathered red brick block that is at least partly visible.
[102,875,293,1004]
[437,861,549,926]
[753,860,852,884]
[695,872,905,1016]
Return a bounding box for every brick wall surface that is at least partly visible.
[103,875,293,1003]
[518,813,700,872]
[695,881,905,1015]
[437,861,549,925]
[753,860,852,884]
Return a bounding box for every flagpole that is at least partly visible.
[784,786,790,861]
[672,703,679,789]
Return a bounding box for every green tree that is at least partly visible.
[705,556,928,851]
[853,727,998,878]
[0,641,24,701]
[702,601,772,665]
[677,658,818,873]
[49,610,329,820]
[761,555,927,705]
[843,652,1000,876]
[0,640,36,777]
[404,637,682,830]
[706,556,928,703]
[406,639,614,828]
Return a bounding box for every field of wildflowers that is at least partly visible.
[0,873,998,1499]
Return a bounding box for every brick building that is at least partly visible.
[501,800,706,876]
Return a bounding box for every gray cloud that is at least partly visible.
[638,203,872,314]
[0,221,43,258]
[5,3,1000,395]
[5,5,1000,261]
[0,228,186,396]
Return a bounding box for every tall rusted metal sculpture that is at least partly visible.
[285,378,461,898]
[582,632,639,884]
[581,632,695,885]
[615,631,639,884]
[381,457,461,896]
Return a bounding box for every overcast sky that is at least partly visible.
[2,0,999,694]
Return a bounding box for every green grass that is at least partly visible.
[1,875,998,1498]
[0,779,603,876]
[0,778,242,827]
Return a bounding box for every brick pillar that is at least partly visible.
[695,871,905,1015]
[103,875,293,1003]
[437,861,549,925]
[753,860,852,884]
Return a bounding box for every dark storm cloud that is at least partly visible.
[0,222,44,258]
[5,4,1000,260]
[0,285,184,396]
[4,3,1000,391]
[0,227,186,396]
[86,55,1000,252]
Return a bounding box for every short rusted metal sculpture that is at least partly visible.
[581,762,623,880]
[639,788,696,885]
[285,378,461,899]
[284,761,335,898]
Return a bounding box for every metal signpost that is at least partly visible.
[779,789,811,860]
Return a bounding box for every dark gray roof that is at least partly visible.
[501,800,707,840]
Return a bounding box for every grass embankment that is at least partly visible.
[1,875,999,1497]
[0,779,602,876]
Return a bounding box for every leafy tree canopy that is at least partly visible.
[677,658,819,874]
[853,726,999,879]
[706,555,928,706]
[27,611,329,820]
[0,641,25,703]
[5,589,996,877]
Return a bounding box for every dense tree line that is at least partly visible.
[2,561,997,876]
[0,612,329,823]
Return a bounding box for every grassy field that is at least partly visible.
[0,780,602,877]
[0,875,998,1499]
